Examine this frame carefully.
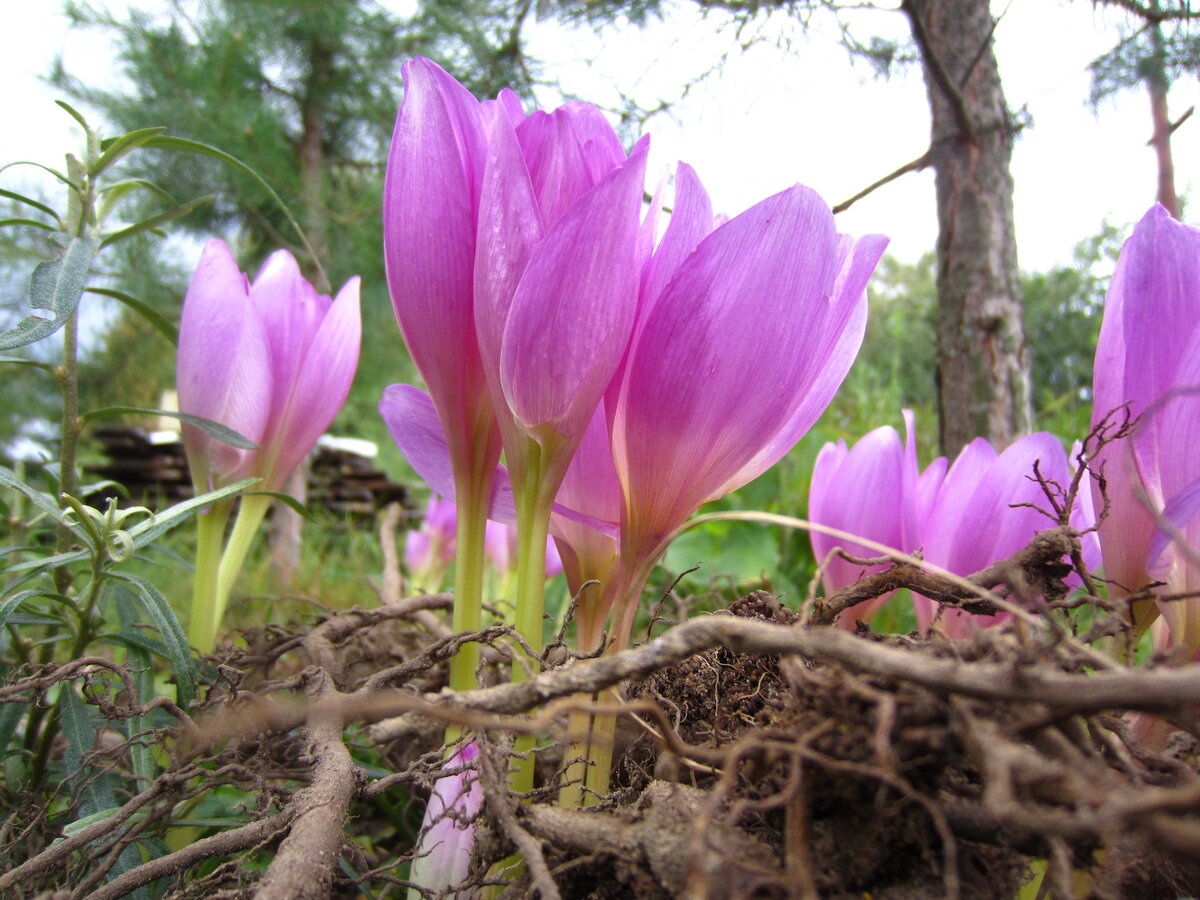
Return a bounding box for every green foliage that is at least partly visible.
[1089,14,1200,105]
[1024,224,1122,440]
[823,252,939,457]
[0,105,290,888]
[52,0,538,459]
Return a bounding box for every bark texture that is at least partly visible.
[903,0,1033,457]
[1146,18,1181,217]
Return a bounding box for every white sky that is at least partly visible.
[2,0,1195,272]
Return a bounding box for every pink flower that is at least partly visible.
[808,411,923,629]
[917,433,1073,637]
[408,740,482,896]
[601,166,887,648]
[1092,205,1200,654]
[177,239,361,494]
[383,56,647,513]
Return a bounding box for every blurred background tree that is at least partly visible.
[51,0,537,451]
[1088,0,1200,218]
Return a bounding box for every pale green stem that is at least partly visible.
[203,493,274,651]
[188,500,233,653]
[448,496,488,695]
[558,594,610,807]
[508,438,557,795]
[582,556,656,801]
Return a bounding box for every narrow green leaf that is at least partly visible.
[108,572,196,708]
[0,592,32,632]
[54,100,90,130]
[0,217,57,232]
[0,548,90,581]
[141,135,324,283]
[0,702,26,756]
[59,685,148,894]
[114,586,156,783]
[99,194,213,249]
[0,160,72,184]
[62,805,148,838]
[91,127,168,177]
[0,356,58,374]
[83,407,255,448]
[126,477,259,548]
[0,590,76,630]
[98,178,179,207]
[99,629,170,662]
[85,288,178,345]
[0,235,100,351]
[0,465,68,523]
[245,490,314,521]
[75,477,126,499]
[60,683,114,819]
[0,188,58,219]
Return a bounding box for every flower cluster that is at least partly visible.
[381,57,887,673]
[809,415,1087,634]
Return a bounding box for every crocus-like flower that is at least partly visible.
[604,165,888,649]
[808,411,923,629]
[177,238,361,493]
[917,433,1073,638]
[179,238,361,652]
[384,58,649,692]
[407,740,482,899]
[1092,204,1200,654]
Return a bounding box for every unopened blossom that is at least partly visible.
[384,59,649,693]
[603,164,888,649]
[808,411,922,629]
[177,238,361,493]
[407,740,482,898]
[917,433,1074,638]
[1092,204,1200,654]
[179,238,360,652]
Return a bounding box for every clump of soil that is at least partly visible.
[537,593,1022,899]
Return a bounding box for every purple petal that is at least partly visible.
[176,239,271,485]
[612,184,843,545]
[515,102,626,227]
[716,232,887,498]
[409,740,483,893]
[384,58,491,448]
[916,456,948,535]
[249,250,326,415]
[808,426,909,626]
[474,106,544,409]
[1091,206,1200,601]
[922,439,998,573]
[638,163,714,319]
[552,403,622,591]
[1147,475,1200,580]
[265,276,361,489]
[975,433,1069,567]
[500,139,648,442]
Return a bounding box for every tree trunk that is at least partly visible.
[903,0,1033,457]
[1147,20,1180,218]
